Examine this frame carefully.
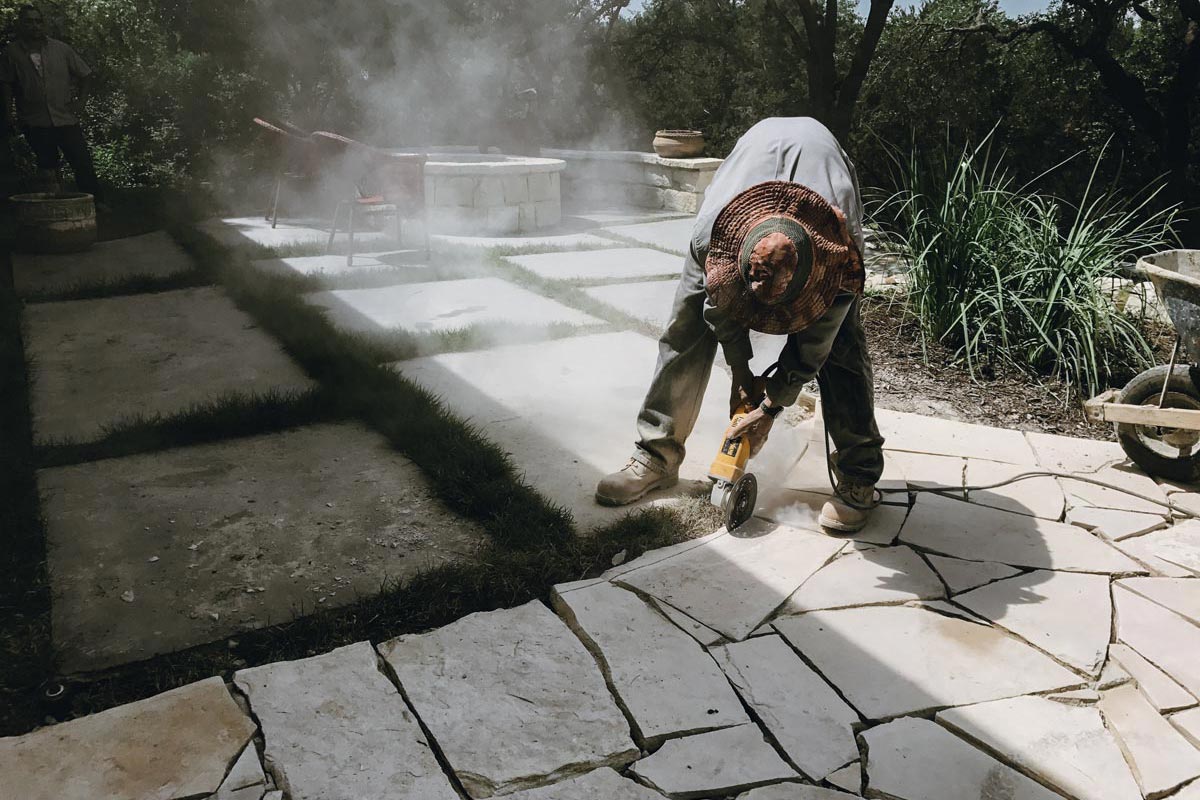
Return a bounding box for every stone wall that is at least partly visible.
[542,149,724,214]
[422,157,564,235]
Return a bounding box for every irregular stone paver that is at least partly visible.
[1115,585,1200,697]
[42,423,483,671]
[955,570,1112,676]
[251,251,430,279]
[380,601,637,797]
[552,582,748,746]
[875,407,1038,464]
[504,768,667,799]
[1061,464,1169,516]
[738,786,857,799]
[234,642,457,800]
[780,545,944,613]
[306,277,601,336]
[393,331,751,528]
[1173,779,1200,800]
[432,231,614,251]
[964,458,1065,519]
[937,695,1140,800]
[773,605,1080,719]
[199,216,391,251]
[1114,533,1197,577]
[755,487,906,546]
[901,493,1143,573]
[1027,430,1126,473]
[629,724,799,799]
[712,635,859,781]
[599,218,694,255]
[214,744,267,800]
[1120,522,1200,575]
[1101,659,1135,689]
[505,247,682,281]
[863,717,1061,800]
[925,554,1023,594]
[14,230,195,296]
[890,451,964,496]
[916,598,986,621]
[1099,683,1200,799]
[1172,707,1200,748]
[1049,688,1102,703]
[0,676,254,800]
[1067,507,1168,540]
[1118,576,1200,625]
[615,519,845,640]
[648,598,725,646]
[23,287,314,444]
[1108,644,1198,712]
[823,764,862,795]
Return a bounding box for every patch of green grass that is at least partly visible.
[21,269,211,304]
[37,388,343,469]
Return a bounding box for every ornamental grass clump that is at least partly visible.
[875,136,1178,396]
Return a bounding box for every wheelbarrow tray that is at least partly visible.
[1085,387,1200,428]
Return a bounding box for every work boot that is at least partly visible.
[595,456,678,506]
[819,480,881,533]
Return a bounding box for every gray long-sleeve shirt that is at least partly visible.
[689,117,864,398]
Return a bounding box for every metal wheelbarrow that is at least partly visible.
[1086,249,1200,481]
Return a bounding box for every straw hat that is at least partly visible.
[704,180,864,334]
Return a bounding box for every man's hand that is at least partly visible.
[730,364,765,416]
[727,405,775,458]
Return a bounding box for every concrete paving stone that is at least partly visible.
[874,407,1038,464]
[1067,506,1169,540]
[199,216,391,251]
[738,786,858,799]
[497,768,667,799]
[41,423,484,671]
[937,694,1141,800]
[234,642,457,800]
[504,247,682,281]
[599,218,695,255]
[863,717,1061,800]
[628,724,799,799]
[773,604,1081,720]
[1061,463,1170,516]
[23,287,315,444]
[1117,522,1200,576]
[890,451,965,497]
[393,331,766,529]
[1117,576,1200,625]
[1099,682,1200,799]
[648,597,725,646]
[1115,585,1200,698]
[901,493,1144,574]
[1026,430,1127,473]
[13,230,195,296]
[755,487,907,546]
[551,582,748,746]
[713,635,859,781]
[614,519,845,641]
[955,570,1112,676]
[250,250,430,280]
[380,601,638,797]
[431,231,615,251]
[583,279,678,328]
[1108,643,1198,712]
[779,545,944,614]
[214,744,267,800]
[564,207,691,227]
[305,277,601,337]
[1114,533,1198,577]
[964,458,1065,519]
[822,764,862,795]
[0,676,254,800]
[1100,658,1135,689]
[925,554,1023,594]
[1172,707,1200,748]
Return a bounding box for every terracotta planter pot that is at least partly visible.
[653,129,705,158]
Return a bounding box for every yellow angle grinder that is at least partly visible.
[708,395,760,531]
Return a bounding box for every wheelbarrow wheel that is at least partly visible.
[1116,364,1200,482]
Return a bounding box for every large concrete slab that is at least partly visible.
[380,601,638,797]
[599,218,695,255]
[779,545,945,613]
[874,407,1038,464]
[0,676,255,800]
[964,458,1065,519]
[305,277,601,336]
[13,231,195,297]
[1027,430,1127,473]
[628,724,799,799]
[432,231,614,251]
[504,247,682,281]
[925,554,1022,594]
[251,250,430,280]
[23,287,314,444]
[41,423,484,671]
[565,207,691,227]
[199,216,390,251]
[392,331,810,529]
[1060,464,1169,516]
[552,582,748,746]
[234,643,458,800]
[773,604,1081,719]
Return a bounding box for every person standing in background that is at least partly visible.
[0,4,101,200]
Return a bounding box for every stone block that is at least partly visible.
[660,188,702,214]
[503,175,531,203]
[1108,643,1197,712]
[1099,682,1200,798]
[779,545,945,613]
[1115,585,1200,697]
[534,200,561,229]
[529,171,558,202]
[629,724,798,798]
[474,176,506,207]
[518,202,537,232]
[486,205,520,234]
[434,176,476,207]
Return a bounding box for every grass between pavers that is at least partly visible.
[588,229,687,257]
[347,321,615,364]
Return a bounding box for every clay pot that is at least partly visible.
[653,130,705,158]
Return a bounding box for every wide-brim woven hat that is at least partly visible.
[704,180,865,335]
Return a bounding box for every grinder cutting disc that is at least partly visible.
[723,473,758,531]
